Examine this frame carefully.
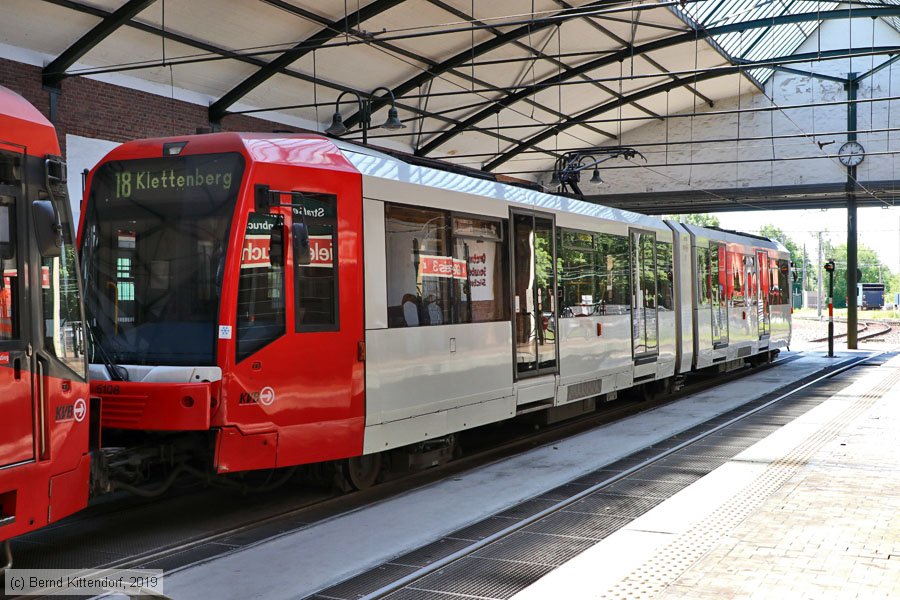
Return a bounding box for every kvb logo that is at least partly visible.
[73,398,87,423]
[55,398,87,423]
[259,386,276,406]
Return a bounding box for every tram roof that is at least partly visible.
[0,84,60,158]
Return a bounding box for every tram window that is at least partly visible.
[728,251,745,307]
[558,229,598,317]
[41,200,85,377]
[657,241,674,311]
[294,193,338,332]
[596,233,630,314]
[452,216,508,323]
[637,233,657,310]
[0,203,17,341]
[745,255,756,301]
[776,259,790,304]
[236,213,285,361]
[385,204,451,327]
[696,246,711,306]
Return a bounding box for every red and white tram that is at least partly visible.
[0,85,91,550]
[80,133,790,487]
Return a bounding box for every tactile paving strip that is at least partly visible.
[599,360,900,599]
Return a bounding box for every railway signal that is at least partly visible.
[824,259,836,357]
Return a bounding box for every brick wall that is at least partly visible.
[0,57,312,157]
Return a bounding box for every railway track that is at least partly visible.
[808,319,893,343]
[315,350,892,600]
[4,353,799,598]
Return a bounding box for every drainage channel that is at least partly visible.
[307,351,892,600]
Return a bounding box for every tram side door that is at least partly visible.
[510,211,558,378]
[0,182,35,469]
[756,250,770,338]
[630,229,659,362]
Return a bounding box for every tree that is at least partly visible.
[665,213,721,228]
[823,243,896,308]
[758,225,799,260]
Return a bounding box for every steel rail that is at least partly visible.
[355,351,885,600]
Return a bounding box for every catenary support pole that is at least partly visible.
[846,74,859,349]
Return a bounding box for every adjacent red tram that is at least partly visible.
[80,132,791,489]
[0,85,91,552]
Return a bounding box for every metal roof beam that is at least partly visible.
[854,51,900,82]
[770,65,849,84]
[584,180,900,213]
[417,6,900,157]
[36,0,552,158]
[208,0,406,123]
[483,41,900,172]
[551,0,711,111]
[267,0,618,144]
[42,0,156,88]
[425,0,622,137]
[482,68,737,172]
[341,0,620,129]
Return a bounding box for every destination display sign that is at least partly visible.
[95,153,244,205]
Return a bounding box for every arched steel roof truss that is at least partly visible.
[37,0,557,161]
[418,6,900,160]
[207,0,408,123]
[483,42,900,171]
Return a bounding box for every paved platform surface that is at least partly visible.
[163,351,846,599]
[515,351,900,600]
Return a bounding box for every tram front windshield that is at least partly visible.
[82,153,243,366]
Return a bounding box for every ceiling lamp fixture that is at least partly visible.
[324,86,406,144]
[549,147,645,196]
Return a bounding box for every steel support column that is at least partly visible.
[846,74,859,349]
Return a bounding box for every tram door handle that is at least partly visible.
[36,358,49,460]
[13,357,21,380]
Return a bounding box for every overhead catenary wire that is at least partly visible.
[492,147,900,174]
[352,93,900,145]
[41,0,900,211]
[220,46,900,118]
[51,3,900,81]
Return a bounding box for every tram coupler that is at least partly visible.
[89,449,112,496]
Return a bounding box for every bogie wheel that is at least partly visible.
[342,453,383,491]
[638,382,656,402]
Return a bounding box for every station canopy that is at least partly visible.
[7,0,900,180]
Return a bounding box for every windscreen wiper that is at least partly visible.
[87,324,129,382]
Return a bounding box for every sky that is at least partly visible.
[715,206,900,282]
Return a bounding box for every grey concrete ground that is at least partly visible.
[162,353,840,600]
